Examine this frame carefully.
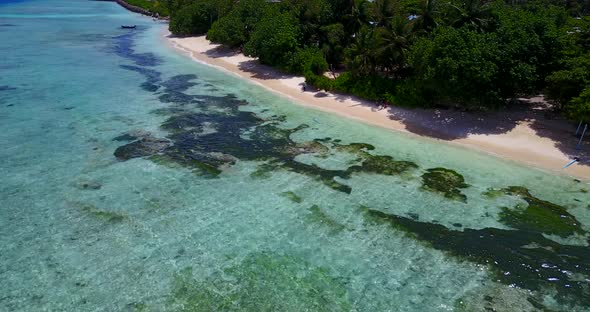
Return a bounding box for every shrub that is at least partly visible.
[305,71,334,91]
[169,3,212,36]
[567,86,590,123]
[207,11,246,48]
[126,0,169,17]
[244,13,299,66]
[287,47,328,75]
[207,0,272,48]
[407,26,504,109]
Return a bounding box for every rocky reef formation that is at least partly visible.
[108,27,590,310]
[363,206,590,308]
[421,168,469,202]
[168,253,353,311]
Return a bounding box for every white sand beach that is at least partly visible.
[167,34,590,179]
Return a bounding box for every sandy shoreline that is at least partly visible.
[166,34,590,180]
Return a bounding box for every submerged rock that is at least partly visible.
[250,162,278,179]
[306,205,346,233]
[140,82,159,92]
[482,188,505,199]
[114,60,419,194]
[454,283,549,312]
[160,74,198,92]
[112,130,151,142]
[169,253,353,311]
[283,141,329,156]
[151,154,224,177]
[113,32,162,67]
[76,203,127,223]
[74,180,102,190]
[421,167,469,202]
[333,142,375,154]
[349,154,418,176]
[362,207,590,308]
[280,191,303,203]
[112,133,137,142]
[120,65,161,86]
[0,85,17,92]
[114,137,171,160]
[495,186,586,238]
[279,160,352,193]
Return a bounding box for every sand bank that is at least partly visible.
[167,34,590,180]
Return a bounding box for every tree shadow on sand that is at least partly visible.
[384,96,589,167]
[202,44,242,59]
[328,90,523,139]
[530,121,590,160]
[166,35,588,169]
[329,90,589,168]
[385,103,526,140]
[237,60,295,80]
[525,97,590,165]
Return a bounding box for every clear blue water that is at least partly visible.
[1,1,589,311]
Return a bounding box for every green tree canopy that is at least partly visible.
[320,23,347,65]
[165,0,590,113]
[546,16,590,109]
[243,13,300,66]
[207,0,275,48]
[280,0,333,46]
[374,16,414,74]
[169,0,231,36]
[408,26,501,108]
[568,86,590,123]
[344,26,380,77]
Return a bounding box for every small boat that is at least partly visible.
[121,25,136,29]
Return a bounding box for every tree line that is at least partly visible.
[146,0,589,121]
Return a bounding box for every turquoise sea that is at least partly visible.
[1,1,589,311]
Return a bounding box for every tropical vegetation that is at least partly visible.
[136,0,590,121]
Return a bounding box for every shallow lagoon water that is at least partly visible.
[1,1,590,311]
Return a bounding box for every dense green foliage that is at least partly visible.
[569,86,590,123]
[207,0,273,47]
[168,0,233,35]
[287,47,329,75]
[244,13,299,66]
[408,27,502,108]
[164,0,590,116]
[125,0,170,17]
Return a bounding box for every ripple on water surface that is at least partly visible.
[0,1,589,311]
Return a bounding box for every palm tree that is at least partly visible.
[375,16,414,74]
[370,0,399,27]
[344,26,378,76]
[448,0,492,32]
[345,0,371,36]
[411,0,439,33]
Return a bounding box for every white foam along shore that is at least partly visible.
[166,33,590,180]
